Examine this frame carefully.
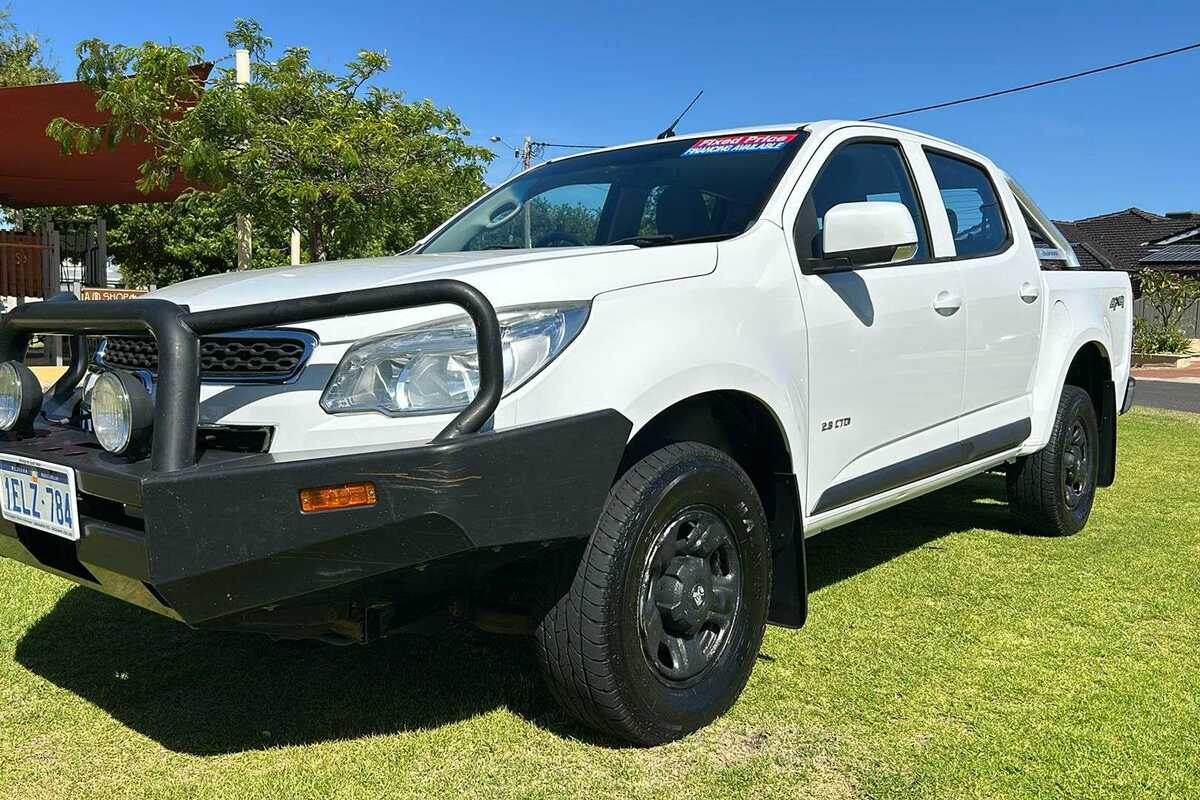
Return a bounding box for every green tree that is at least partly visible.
[0,7,56,87]
[1134,269,1200,354]
[1137,268,1200,331]
[46,19,491,273]
[468,197,603,251]
[108,193,292,288]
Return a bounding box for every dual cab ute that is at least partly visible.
[0,121,1133,744]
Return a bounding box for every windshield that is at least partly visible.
[420,131,807,253]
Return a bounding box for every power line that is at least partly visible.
[501,158,522,181]
[534,142,602,150]
[864,41,1200,121]
[489,135,605,178]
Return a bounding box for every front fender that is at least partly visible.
[508,233,810,494]
[621,364,801,453]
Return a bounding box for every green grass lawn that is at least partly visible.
[1,407,1197,799]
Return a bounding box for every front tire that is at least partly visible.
[534,442,771,745]
[1007,385,1099,535]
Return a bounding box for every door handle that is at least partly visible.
[933,290,962,316]
[1019,282,1040,304]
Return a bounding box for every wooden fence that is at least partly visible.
[1133,297,1200,338]
[0,227,60,300]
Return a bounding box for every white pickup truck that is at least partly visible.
[0,121,1133,745]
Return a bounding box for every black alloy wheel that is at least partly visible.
[1062,417,1092,511]
[637,507,743,685]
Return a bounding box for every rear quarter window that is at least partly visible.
[1021,208,1071,268]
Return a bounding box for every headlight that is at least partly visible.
[321,303,589,416]
[91,371,154,454]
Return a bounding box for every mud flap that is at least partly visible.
[1098,379,1117,488]
[767,473,807,628]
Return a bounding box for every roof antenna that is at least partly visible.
[657,89,704,140]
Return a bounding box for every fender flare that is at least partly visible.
[1030,326,1112,447]
[1032,333,1118,487]
[623,374,810,629]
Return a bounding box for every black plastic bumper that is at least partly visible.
[0,410,631,633]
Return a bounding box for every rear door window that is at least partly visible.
[925,151,1009,258]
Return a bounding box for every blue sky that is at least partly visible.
[11,0,1200,220]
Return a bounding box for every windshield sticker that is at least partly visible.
[681,133,799,157]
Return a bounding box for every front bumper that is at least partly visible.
[0,410,630,637]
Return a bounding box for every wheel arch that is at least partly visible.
[1060,340,1118,487]
[622,390,793,499]
[1063,340,1113,415]
[621,389,807,628]
[1032,324,1112,441]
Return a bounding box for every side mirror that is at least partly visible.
[817,201,918,272]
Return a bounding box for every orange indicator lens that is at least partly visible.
[299,482,377,513]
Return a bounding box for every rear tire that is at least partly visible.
[534,442,771,745]
[1007,385,1099,536]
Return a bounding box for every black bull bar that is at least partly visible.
[0,279,505,466]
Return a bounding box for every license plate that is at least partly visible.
[0,455,80,540]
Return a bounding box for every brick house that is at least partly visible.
[1052,208,1200,338]
[1053,208,1200,274]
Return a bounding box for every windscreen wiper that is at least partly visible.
[608,234,674,247]
[607,233,733,248]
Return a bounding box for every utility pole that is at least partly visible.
[521,136,534,170]
[235,48,252,270]
[489,135,550,174]
[492,135,596,247]
[520,136,535,247]
[95,217,107,287]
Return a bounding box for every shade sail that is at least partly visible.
[0,71,208,208]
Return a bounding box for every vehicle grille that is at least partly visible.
[97,332,314,382]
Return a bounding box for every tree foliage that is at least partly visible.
[1133,269,1200,354]
[108,194,294,288]
[1137,268,1200,328]
[468,197,602,251]
[46,19,492,275]
[1132,317,1191,355]
[0,7,56,87]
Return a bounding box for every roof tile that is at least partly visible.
[1052,208,1200,272]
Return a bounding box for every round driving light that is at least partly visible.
[91,371,153,455]
[0,361,44,433]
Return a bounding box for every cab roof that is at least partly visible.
[545,120,989,168]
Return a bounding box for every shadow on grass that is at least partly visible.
[15,595,570,755]
[807,471,1018,592]
[15,473,1016,755]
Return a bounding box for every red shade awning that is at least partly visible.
[0,71,208,208]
